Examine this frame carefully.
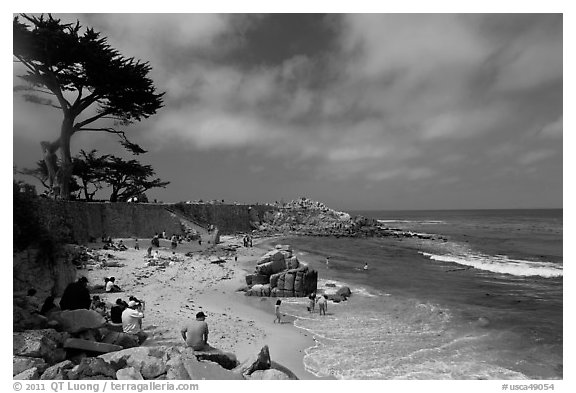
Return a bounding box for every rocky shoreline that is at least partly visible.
[255,197,447,242]
[13,197,444,381]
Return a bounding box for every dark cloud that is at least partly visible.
[12,13,562,209]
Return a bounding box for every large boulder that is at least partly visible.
[286,256,299,270]
[100,330,139,349]
[257,250,285,265]
[194,349,238,370]
[303,269,318,295]
[245,284,271,297]
[14,368,41,380]
[255,257,286,276]
[54,309,107,333]
[13,356,47,376]
[166,347,243,380]
[99,346,169,379]
[116,367,144,380]
[67,358,117,380]
[245,274,269,286]
[13,330,67,365]
[284,272,296,292]
[249,369,291,380]
[63,338,123,354]
[40,360,75,380]
[233,345,271,376]
[270,360,299,380]
[336,286,352,298]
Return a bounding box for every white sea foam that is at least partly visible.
[420,251,563,278]
[317,278,383,298]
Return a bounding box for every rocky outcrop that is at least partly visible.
[318,285,353,303]
[193,350,238,370]
[233,345,271,376]
[244,246,317,298]
[116,367,144,380]
[13,333,296,381]
[55,310,107,334]
[13,329,68,365]
[248,369,291,380]
[67,358,117,380]
[13,246,78,303]
[13,356,47,377]
[99,347,168,379]
[40,361,75,380]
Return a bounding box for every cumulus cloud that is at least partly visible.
[13,13,562,201]
[517,149,557,166]
[538,116,563,138]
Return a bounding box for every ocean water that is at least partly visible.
[262,209,563,380]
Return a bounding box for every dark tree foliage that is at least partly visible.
[20,150,169,202]
[13,14,164,199]
[100,156,170,202]
[18,160,81,197]
[72,149,109,201]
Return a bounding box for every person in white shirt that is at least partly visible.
[105,276,121,292]
[122,300,148,344]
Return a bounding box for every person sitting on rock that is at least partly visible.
[39,295,60,316]
[110,298,128,324]
[90,295,107,318]
[181,311,213,351]
[122,300,148,344]
[106,276,122,293]
[59,277,91,311]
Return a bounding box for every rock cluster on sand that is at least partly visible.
[244,245,318,297]
[13,328,297,380]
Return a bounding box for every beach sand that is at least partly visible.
[79,235,320,380]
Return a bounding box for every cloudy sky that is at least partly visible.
[12,12,563,210]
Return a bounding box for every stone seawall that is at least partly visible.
[170,203,275,235]
[37,200,277,244]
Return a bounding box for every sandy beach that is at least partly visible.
[78,235,320,380]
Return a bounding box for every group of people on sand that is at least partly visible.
[271,292,330,325]
[49,276,148,345]
[101,235,128,251]
[242,235,253,248]
[307,292,329,316]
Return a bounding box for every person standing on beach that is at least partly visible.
[326,256,330,266]
[317,295,328,316]
[171,234,178,249]
[308,292,316,313]
[134,239,139,250]
[274,299,282,323]
[181,311,211,350]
